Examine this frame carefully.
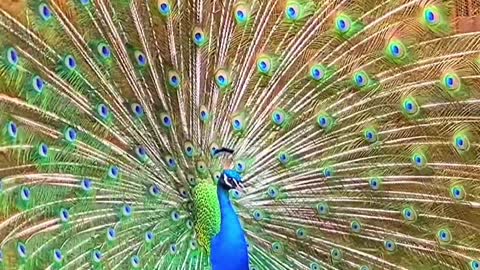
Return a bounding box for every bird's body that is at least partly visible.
[210,185,249,270]
[1,0,480,269]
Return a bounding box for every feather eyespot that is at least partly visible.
[32,76,45,93]
[167,70,181,89]
[450,185,465,200]
[384,240,396,252]
[145,231,154,243]
[351,220,361,233]
[363,128,377,143]
[359,266,370,270]
[92,250,102,263]
[454,134,470,151]
[38,143,49,158]
[97,43,111,59]
[196,160,207,174]
[271,242,283,253]
[402,97,419,116]
[423,6,440,26]
[437,228,451,244]
[192,28,207,47]
[267,186,279,198]
[330,248,342,261]
[64,127,77,143]
[236,161,246,173]
[131,103,144,118]
[97,104,109,120]
[59,208,69,222]
[369,177,381,190]
[317,202,329,215]
[200,106,210,122]
[285,2,300,21]
[184,142,195,157]
[442,73,461,92]
[272,110,285,126]
[335,14,351,33]
[295,228,306,238]
[470,260,480,270]
[160,113,173,128]
[64,55,77,70]
[412,152,427,168]
[21,186,31,201]
[135,145,148,161]
[122,204,132,217]
[353,70,369,88]
[134,51,147,66]
[170,243,178,254]
[310,64,325,81]
[53,249,63,262]
[171,210,180,221]
[17,243,27,258]
[107,227,116,241]
[214,69,231,89]
[39,3,52,21]
[7,121,18,139]
[149,184,161,196]
[158,1,171,16]
[81,178,92,191]
[252,210,263,221]
[234,2,250,25]
[310,262,320,270]
[165,155,177,170]
[402,207,417,222]
[190,239,198,249]
[387,40,406,59]
[256,55,272,74]
[79,0,90,5]
[6,48,19,66]
[108,165,120,180]
[277,152,290,165]
[231,115,245,132]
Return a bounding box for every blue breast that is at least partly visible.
[210,187,249,270]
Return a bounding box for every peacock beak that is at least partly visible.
[234,181,246,193]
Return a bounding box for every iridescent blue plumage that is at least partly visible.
[211,170,249,270]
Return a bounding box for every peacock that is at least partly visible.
[1,0,480,269]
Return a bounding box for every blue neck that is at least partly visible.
[210,186,249,270]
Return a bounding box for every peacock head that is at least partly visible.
[219,169,245,192]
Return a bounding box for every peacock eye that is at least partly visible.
[423,6,440,26]
[402,97,419,116]
[38,3,52,21]
[387,40,406,59]
[256,55,272,74]
[7,121,18,139]
[97,43,111,59]
[353,70,369,88]
[79,0,90,6]
[192,27,207,47]
[233,2,250,25]
[17,243,27,258]
[92,250,102,262]
[285,3,300,21]
[64,55,77,70]
[310,64,325,81]
[107,227,116,241]
[214,69,232,89]
[442,72,460,91]
[160,113,173,128]
[167,70,181,89]
[134,50,147,66]
[32,75,45,93]
[131,103,144,118]
[21,187,31,201]
[6,48,19,66]
[53,249,63,262]
[335,14,351,33]
[271,109,286,126]
[39,143,49,158]
[436,228,451,243]
[384,240,396,252]
[351,220,361,233]
[60,208,69,222]
[200,105,210,122]
[158,0,171,16]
